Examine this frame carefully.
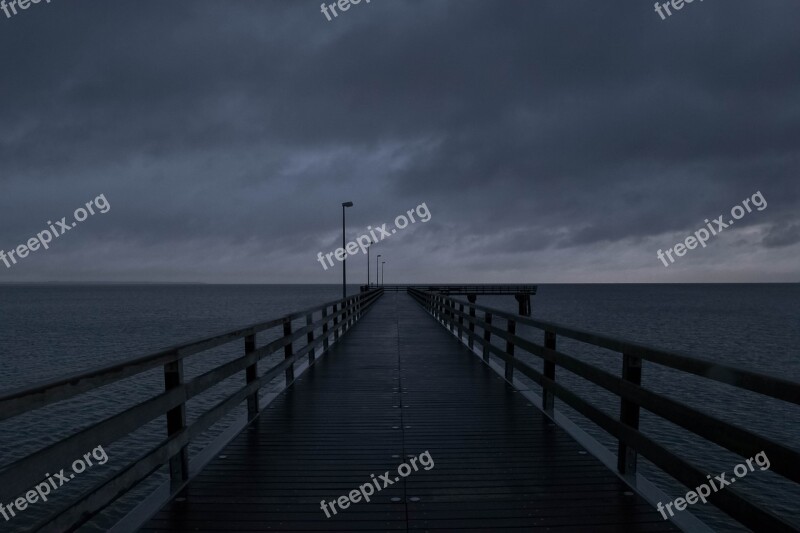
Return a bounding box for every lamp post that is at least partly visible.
[367,240,372,287]
[376,254,381,287]
[342,201,353,300]
[381,261,385,286]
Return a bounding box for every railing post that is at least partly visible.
[468,302,476,350]
[306,313,315,365]
[164,359,188,490]
[347,298,354,328]
[321,306,330,352]
[333,303,340,342]
[482,312,493,362]
[283,319,295,385]
[504,319,516,381]
[617,353,642,476]
[457,303,464,340]
[245,334,259,421]
[543,331,556,416]
[448,299,456,333]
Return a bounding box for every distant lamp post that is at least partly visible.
[381,261,386,286]
[367,240,372,287]
[376,254,382,287]
[342,201,353,299]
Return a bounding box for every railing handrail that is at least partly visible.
[408,287,800,533]
[0,288,384,532]
[0,289,380,421]
[413,289,800,406]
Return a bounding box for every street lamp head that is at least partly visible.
[342,201,354,208]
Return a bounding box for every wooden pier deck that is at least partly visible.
[3,287,798,532]
[141,292,675,532]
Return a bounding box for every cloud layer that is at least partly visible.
[0,0,798,283]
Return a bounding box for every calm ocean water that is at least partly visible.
[1,284,798,531]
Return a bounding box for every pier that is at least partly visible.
[1,287,798,531]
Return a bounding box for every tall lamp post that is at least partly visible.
[376,254,381,287]
[342,201,353,300]
[381,261,386,286]
[367,240,372,287]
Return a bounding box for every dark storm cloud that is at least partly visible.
[0,0,798,282]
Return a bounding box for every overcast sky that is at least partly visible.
[0,0,798,283]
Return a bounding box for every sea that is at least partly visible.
[0,283,798,532]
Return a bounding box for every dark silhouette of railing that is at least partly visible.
[0,288,384,532]
[408,287,800,533]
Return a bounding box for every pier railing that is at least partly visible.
[409,287,800,532]
[0,288,383,532]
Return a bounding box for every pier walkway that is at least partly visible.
[142,292,674,532]
[3,287,798,532]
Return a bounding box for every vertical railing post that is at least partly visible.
[617,353,642,476]
[504,319,516,381]
[347,297,353,328]
[448,299,455,332]
[164,359,188,490]
[306,313,315,365]
[333,303,340,342]
[283,319,295,385]
[468,303,476,350]
[321,306,330,352]
[245,334,259,421]
[457,303,464,341]
[482,312,493,362]
[543,331,556,416]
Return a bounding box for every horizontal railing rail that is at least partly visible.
[0,288,384,532]
[408,287,800,533]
